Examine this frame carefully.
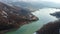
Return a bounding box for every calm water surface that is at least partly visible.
[6,8,60,34]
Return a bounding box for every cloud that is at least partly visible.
[18,0,60,3]
[18,0,41,2]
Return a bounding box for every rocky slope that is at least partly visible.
[36,20,60,34]
[0,2,38,34]
[50,12,60,18]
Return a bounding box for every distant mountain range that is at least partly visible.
[1,0,60,10]
[10,1,60,9]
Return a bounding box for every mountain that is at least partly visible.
[10,1,60,10]
[0,2,38,34]
[36,19,60,34]
[50,11,60,18]
[1,0,60,10]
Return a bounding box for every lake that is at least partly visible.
[6,8,60,34]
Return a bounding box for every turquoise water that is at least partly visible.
[6,8,60,34]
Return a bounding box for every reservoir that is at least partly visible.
[6,8,60,34]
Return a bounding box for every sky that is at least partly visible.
[0,0,60,3]
[18,0,60,3]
